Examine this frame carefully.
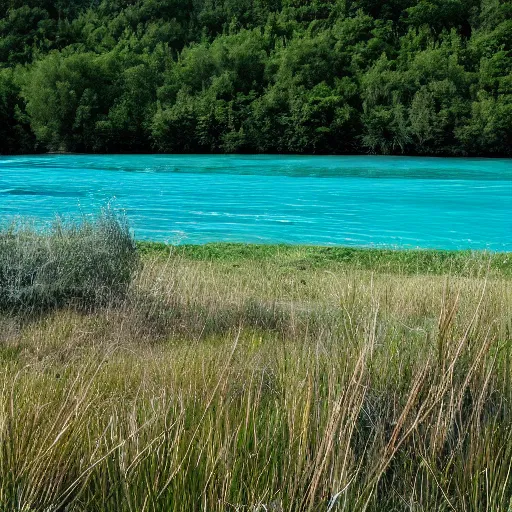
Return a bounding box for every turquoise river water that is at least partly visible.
[0,154,510,251]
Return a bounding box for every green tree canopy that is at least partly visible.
[0,0,509,155]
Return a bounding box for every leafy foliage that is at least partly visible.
[0,0,510,155]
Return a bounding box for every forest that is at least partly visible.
[0,0,510,156]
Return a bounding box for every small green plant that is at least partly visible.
[0,210,139,311]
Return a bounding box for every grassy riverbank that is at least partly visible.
[1,229,512,510]
[138,241,512,277]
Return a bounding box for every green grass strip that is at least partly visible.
[137,242,512,277]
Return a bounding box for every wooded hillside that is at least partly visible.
[0,0,510,155]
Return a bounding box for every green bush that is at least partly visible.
[0,211,139,311]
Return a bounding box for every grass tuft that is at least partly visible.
[0,210,139,312]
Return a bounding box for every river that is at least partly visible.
[0,154,510,250]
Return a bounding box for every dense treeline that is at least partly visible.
[0,0,510,155]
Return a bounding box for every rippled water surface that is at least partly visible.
[0,155,511,250]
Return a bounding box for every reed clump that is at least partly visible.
[0,236,511,511]
[0,211,138,312]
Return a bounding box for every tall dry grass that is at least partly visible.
[0,211,138,312]
[0,251,511,511]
